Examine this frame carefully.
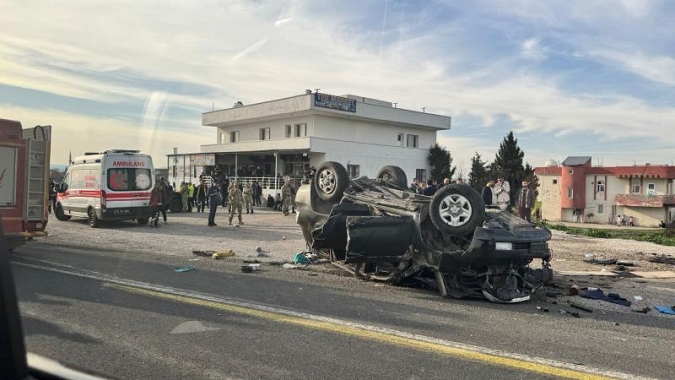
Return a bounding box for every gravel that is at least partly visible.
[42,207,307,263]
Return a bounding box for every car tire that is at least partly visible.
[137,217,149,225]
[376,165,408,189]
[429,184,484,236]
[313,161,349,202]
[88,208,101,228]
[54,204,71,221]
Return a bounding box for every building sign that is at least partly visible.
[314,93,357,113]
[191,153,216,166]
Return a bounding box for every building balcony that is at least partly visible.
[614,194,675,207]
[201,137,314,154]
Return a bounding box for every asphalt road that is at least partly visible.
[10,242,675,379]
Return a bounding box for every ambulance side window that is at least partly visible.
[107,168,151,191]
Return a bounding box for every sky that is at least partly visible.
[1,0,674,172]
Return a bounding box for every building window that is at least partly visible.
[648,183,656,196]
[596,180,605,192]
[597,204,604,214]
[416,169,427,182]
[294,123,307,137]
[407,134,419,148]
[567,188,573,199]
[230,131,239,143]
[632,184,640,194]
[285,124,292,138]
[552,179,558,184]
[397,133,404,147]
[259,127,270,140]
[347,164,360,178]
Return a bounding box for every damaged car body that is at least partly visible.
[296,161,553,303]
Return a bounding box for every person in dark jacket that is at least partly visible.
[207,183,220,226]
[422,179,436,196]
[159,177,171,224]
[481,180,495,206]
[150,181,162,227]
[196,179,208,212]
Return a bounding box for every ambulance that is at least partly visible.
[55,150,155,227]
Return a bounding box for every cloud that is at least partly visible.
[521,38,545,60]
[0,104,211,166]
[0,0,673,170]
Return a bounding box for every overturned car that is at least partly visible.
[296,161,553,303]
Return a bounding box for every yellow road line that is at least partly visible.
[106,283,615,380]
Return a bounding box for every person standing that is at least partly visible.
[494,177,511,210]
[515,180,535,222]
[481,180,495,206]
[179,182,189,212]
[243,183,254,214]
[281,180,292,215]
[629,216,634,227]
[150,181,162,227]
[196,179,208,212]
[187,182,195,212]
[158,177,171,224]
[252,182,260,206]
[228,181,244,225]
[207,182,220,226]
[220,176,230,208]
[48,178,57,214]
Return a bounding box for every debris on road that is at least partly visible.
[633,296,643,301]
[648,255,675,265]
[212,250,235,259]
[616,260,636,267]
[580,288,631,307]
[632,306,651,314]
[241,263,261,273]
[654,305,675,315]
[293,252,311,265]
[569,285,580,295]
[536,306,550,312]
[569,302,593,313]
[192,250,215,257]
[174,266,195,273]
[282,263,299,269]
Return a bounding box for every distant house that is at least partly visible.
[167,92,451,191]
[535,156,675,226]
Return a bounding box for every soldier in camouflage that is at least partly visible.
[228,181,244,225]
[243,182,254,214]
[281,180,292,216]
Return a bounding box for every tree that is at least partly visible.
[468,152,490,192]
[427,143,455,182]
[491,131,527,202]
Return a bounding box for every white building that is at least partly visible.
[167,92,451,191]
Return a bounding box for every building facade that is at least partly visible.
[167,92,451,191]
[535,156,675,227]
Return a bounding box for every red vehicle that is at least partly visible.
[0,118,51,250]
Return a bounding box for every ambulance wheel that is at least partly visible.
[137,217,149,225]
[88,208,101,228]
[54,205,71,221]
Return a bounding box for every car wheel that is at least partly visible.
[54,204,71,221]
[429,185,484,236]
[313,161,349,202]
[376,165,408,189]
[137,217,149,225]
[88,208,101,228]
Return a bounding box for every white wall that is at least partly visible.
[309,138,429,183]
[216,116,312,144]
[313,115,436,148]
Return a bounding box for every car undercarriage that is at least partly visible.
[296,161,553,303]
